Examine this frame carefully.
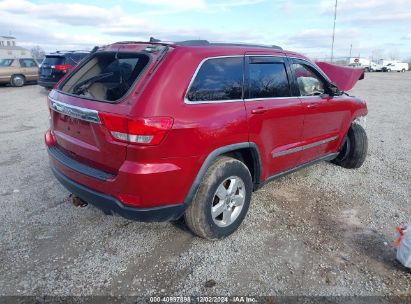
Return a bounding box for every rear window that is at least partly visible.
[43,56,65,66]
[59,52,150,102]
[186,57,243,102]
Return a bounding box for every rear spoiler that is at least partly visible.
[315,61,365,91]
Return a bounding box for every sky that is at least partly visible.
[1,0,410,60]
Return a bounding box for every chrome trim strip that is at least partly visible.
[272,136,338,158]
[50,98,101,124]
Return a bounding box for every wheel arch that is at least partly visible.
[183,142,262,205]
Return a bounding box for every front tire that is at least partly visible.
[11,75,25,87]
[184,156,253,240]
[332,123,368,169]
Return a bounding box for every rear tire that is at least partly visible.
[11,75,25,87]
[332,123,368,169]
[184,156,252,240]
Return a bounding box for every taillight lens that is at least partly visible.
[52,64,72,71]
[45,129,57,146]
[98,113,173,145]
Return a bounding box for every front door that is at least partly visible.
[290,60,347,164]
[244,55,304,179]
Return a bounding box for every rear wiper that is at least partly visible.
[72,72,113,95]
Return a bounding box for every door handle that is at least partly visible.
[251,107,267,114]
[306,103,319,109]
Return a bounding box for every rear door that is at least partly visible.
[19,58,38,81]
[40,55,64,80]
[244,55,304,178]
[49,50,152,174]
[290,59,346,164]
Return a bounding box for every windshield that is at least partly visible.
[59,52,150,102]
[0,59,13,67]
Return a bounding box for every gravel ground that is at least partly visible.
[0,73,410,297]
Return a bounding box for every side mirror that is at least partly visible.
[327,82,340,96]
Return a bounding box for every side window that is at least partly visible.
[292,63,325,96]
[19,59,37,67]
[248,58,290,98]
[186,57,243,102]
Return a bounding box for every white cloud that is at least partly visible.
[320,0,411,24]
[0,0,125,26]
[132,0,206,10]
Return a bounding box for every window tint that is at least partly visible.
[248,59,290,98]
[19,59,37,67]
[42,56,65,66]
[292,63,325,96]
[60,52,150,103]
[0,59,13,66]
[187,57,243,102]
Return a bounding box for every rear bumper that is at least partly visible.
[51,164,187,222]
[38,79,56,88]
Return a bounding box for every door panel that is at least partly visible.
[245,55,304,179]
[290,61,347,163]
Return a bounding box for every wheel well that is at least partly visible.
[223,148,261,190]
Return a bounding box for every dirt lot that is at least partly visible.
[0,73,410,297]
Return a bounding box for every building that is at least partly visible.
[0,36,31,59]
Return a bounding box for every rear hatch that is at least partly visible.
[48,44,164,174]
[40,55,66,80]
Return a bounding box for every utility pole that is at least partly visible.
[349,44,352,58]
[331,0,338,62]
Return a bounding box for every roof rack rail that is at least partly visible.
[52,50,90,54]
[175,40,282,50]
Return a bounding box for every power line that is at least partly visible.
[331,0,338,62]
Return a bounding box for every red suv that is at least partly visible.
[45,40,368,239]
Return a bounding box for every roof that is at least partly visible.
[47,50,90,56]
[0,36,16,39]
[0,45,27,51]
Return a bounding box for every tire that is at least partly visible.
[402,69,406,73]
[184,156,253,240]
[11,75,25,87]
[332,123,368,169]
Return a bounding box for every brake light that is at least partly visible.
[45,129,57,146]
[98,113,173,145]
[52,64,72,71]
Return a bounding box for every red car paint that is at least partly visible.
[45,41,367,219]
[316,61,365,91]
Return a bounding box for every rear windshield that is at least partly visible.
[43,56,65,65]
[59,52,150,102]
[0,59,13,66]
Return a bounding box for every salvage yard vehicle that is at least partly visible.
[38,51,90,89]
[45,40,368,239]
[382,62,409,72]
[0,58,38,86]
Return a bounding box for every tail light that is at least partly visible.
[52,64,72,72]
[98,113,173,146]
[45,129,57,146]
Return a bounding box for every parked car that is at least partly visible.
[348,62,382,72]
[38,51,90,89]
[45,40,368,239]
[0,58,39,86]
[382,62,409,72]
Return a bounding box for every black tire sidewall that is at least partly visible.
[195,159,253,239]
